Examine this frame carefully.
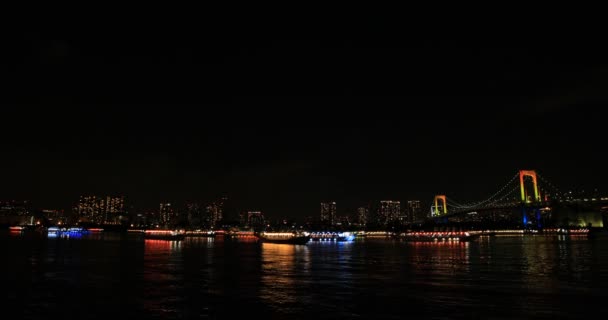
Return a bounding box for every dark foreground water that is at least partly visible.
[1,231,607,319]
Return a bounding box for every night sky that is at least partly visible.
[3,18,607,219]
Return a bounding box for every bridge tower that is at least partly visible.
[519,170,540,203]
[433,195,447,216]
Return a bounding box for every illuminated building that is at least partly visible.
[159,202,175,227]
[247,211,265,230]
[42,209,67,226]
[78,195,103,223]
[0,200,29,216]
[407,200,423,223]
[378,200,400,226]
[77,195,125,224]
[0,200,31,225]
[206,197,225,227]
[357,206,369,226]
[320,201,337,226]
[398,211,408,225]
[104,196,125,224]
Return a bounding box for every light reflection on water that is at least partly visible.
[259,243,299,308]
[2,231,608,319]
[142,239,184,317]
[259,243,311,299]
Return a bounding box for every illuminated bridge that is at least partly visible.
[427,170,608,229]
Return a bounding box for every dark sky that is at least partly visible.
[2,17,607,219]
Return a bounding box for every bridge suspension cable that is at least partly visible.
[536,171,563,196]
[480,185,520,207]
[445,172,519,209]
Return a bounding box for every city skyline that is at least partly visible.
[3,182,605,227]
[3,22,608,220]
[1,169,604,221]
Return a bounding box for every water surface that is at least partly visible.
[2,231,606,319]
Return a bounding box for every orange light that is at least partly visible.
[145,230,174,234]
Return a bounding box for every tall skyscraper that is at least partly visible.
[378,200,400,226]
[407,200,422,223]
[357,206,369,226]
[159,202,175,226]
[320,201,337,226]
[206,197,225,227]
[104,195,125,224]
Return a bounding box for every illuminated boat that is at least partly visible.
[66,227,89,234]
[337,232,355,241]
[399,231,479,242]
[47,226,61,235]
[226,231,257,240]
[45,227,90,238]
[542,228,589,235]
[309,232,355,241]
[144,229,185,240]
[255,231,310,244]
[184,230,216,237]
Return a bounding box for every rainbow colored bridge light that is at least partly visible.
[519,170,540,203]
[434,195,447,216]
